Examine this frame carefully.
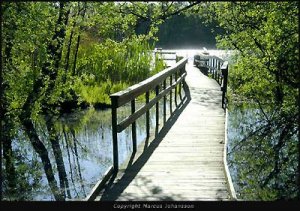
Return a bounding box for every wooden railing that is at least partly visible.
[86,55,226,201]
[155,51,177,60]
[205,56,228,108]
[110,57,188,172]
[220,62,228,108]
[154,50,182,66]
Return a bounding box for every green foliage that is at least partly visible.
[74,36,164,106]
[1,2,170,201]
[201,2,299,200]
[2,2,167,114]
[73,76,128,105]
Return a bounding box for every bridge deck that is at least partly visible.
[97,61,231,201]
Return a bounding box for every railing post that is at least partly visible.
[169,75,173,115]
[108,57,188,177]
[209,58,215,79]
[145,91,150,138]
[155,85,159,135]
[163,79,167,124]
[178,68,182,101]
[215,59,217,82]
[211,59,214,77]
[174,71,178,106]
[217,60,219,77]
[217,60,221,84]
[221,62,228,109]
[111,96,119,172]
[131,99,137,153]
[210,58,212,78]
[214,59,217,80]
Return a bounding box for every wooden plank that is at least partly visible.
[115,196,231,201]
[115,188,230,196]
[97,60,232,201]
[136,160,224,165]
[130,164,226,169]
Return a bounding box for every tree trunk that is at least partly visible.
[72,35,81,76]
[19,2,70,200]
[72,2,87,76]
[64,28,75,78]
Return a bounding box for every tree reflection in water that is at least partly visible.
[3,103,161,200]
[227,103,298,200]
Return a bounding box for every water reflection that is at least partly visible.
[227,106,262,199]
[5,94,179,200]
[3,106,138,200]
[227,104,298,200]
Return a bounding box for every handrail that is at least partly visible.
[220,61,228,108]
[208,56,228,109]
[110,57,188,172]
[207,56,224,85]
[199,55,228,109]
[154,50,178,62]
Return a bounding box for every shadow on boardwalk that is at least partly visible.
[99,86,192,201]
[97,63,231,201]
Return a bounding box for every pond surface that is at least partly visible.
[7,104,143,200]
[226,106,260,198]
[5,89,181,201]
[226,104,298,200]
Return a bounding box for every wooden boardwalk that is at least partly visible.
[96,60,233,201]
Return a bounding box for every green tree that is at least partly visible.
[197,2,299,200]
[0,1,167,200]
[1,2,64,200]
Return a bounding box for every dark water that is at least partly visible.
[7,106,148,200]
[226,105,298,200]
[4,94,179,200]
[226,107,261,198]
[9,108,114,200]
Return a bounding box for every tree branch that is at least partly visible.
[118,3,149,21]
[157,2,202,21]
